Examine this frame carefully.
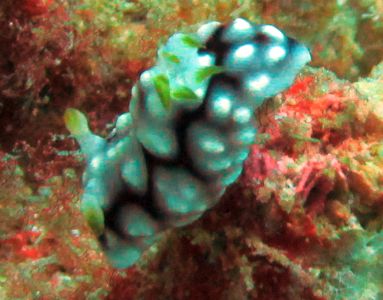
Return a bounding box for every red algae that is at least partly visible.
[0,0,140,151]
[0,155,112,299]
[2,230,45,260]
[1,1,383,299]
[21,0,53,16]
[12,134,81,185]
[105,67,383,299]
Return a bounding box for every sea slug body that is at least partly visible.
[64,18,311,268]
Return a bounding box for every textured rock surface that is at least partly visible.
[1,0,383,299]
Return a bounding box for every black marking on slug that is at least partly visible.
[71,18,311,268]
[204,25,231,66]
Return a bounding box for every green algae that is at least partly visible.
[153,74,171,109]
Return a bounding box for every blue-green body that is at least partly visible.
[65,18,311,268]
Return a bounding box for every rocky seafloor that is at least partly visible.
[0,1,383,299]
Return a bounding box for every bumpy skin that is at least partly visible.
[65,18,311,268]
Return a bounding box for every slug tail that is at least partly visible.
[64,108,90,136]
[64,108,106,160]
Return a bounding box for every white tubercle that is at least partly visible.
[260,25,285,41]
[197,21,221,43]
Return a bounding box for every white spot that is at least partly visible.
[116,113,132,132]
[239,127,257,144]
[140,69,159,92]
[122,206,156,237]
[231,127,257,146]
[233,107,252,124]
[212,96,232,117]
[131,85,138,97]
[295,44,312,65]
[201,140,225,153]
[232,18,252,31]
[194,127,226,154]
[261,25,285,41]
[198,54,213,67]
[90,156,102,169]
[71,229,80,236]
[137,121,178,159]
[268,46,286,62]
[121,156,147,193]
[197,21,221,42]
[106,147,117,159]
[207,156,231,172]
[234,44,255,60]
[112,139,129,158]
[140,70,151,81]
[223,18,255,43]
[248,74,270,91]
[195,88,204,97]
[31,226,40,232]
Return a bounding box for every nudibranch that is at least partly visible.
[64,18,311,268]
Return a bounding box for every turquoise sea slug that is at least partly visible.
[64,18,311,268]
